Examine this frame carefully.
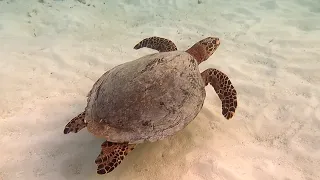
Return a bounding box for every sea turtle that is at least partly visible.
[63,36,238,175]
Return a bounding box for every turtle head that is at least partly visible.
[185,37,220,64]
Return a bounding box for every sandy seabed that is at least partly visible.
[1,0,320,180]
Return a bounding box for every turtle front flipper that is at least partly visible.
[133,36,177,52]
[95,141,136,174]
[201,68,237,119]
[63,111,87,134]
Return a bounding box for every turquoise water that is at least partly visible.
[0,0,320,180]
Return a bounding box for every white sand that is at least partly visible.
[1,0,320,179]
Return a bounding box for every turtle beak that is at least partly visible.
[215,38,220,46]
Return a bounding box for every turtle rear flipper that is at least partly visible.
[95,141,136,174]
[63,111,87,134]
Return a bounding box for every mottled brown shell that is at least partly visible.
[85,51,206,144]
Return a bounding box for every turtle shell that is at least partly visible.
[85,51,206,144]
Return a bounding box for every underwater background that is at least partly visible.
[0,0,320,179]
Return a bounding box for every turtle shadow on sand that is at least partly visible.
[54,99,221,180]
[58,102,222,180]
[19,99,103,179]
[59,118,200,180]
[32,98,201,180]
[58,135,102,179]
